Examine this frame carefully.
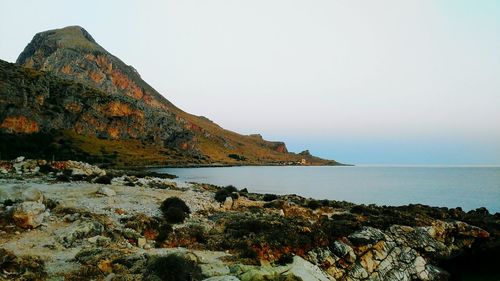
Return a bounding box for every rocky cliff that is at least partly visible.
[0,25,339,166]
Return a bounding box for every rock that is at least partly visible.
[104,273,116,281]
[57,221,105,247]
[21,188,44,203]
[15,156,25,162]
[11,202,46,228]
[348,226,385,245]
[63,213,81,222]
[122,228,141,239]
[97,186,116,197]
[137,237,146,248]
[87,236,99,244]
[200,263,231,277]
[223,197,233,210]
[287,256,333,281]
[64,160,106,177]
[331,240,356,263]
[87,235,110,246]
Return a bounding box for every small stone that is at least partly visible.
[137,237,146,248]
[15,231,20,235]
[88,236,99,243]
[144,243,151,250]
[115,208,127,215]
[97,187,116,197]
[104,273,116,281]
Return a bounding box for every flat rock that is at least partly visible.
[21,187,44,203]
[97,186,116,197]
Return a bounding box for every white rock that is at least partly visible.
[137,237,147,248]
[223,196,233,210]
[88,236,99,243]
[15,156,25,162]
[97,187,116,197]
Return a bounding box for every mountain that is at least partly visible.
[1,26,340,166]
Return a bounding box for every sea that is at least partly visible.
[151,166,500,213]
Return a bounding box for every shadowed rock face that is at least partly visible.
[0,59,195,164]
[1,25,338,166]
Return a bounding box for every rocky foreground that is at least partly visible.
[0,158,499,281]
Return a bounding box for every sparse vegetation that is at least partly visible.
[228,153,247,161]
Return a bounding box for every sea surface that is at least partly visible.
[151,166,500,213]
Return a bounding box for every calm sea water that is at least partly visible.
[151,166,500,213]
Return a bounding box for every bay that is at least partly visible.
[151,166,500,213]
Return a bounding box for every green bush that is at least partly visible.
[160,197,190,224]
[143,254,202,281]
[214,185,239,203]
[263,194,278,202]
[306,200,322,210]
[93,175,113,184]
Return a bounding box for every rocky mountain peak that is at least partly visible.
[17,26,104,68]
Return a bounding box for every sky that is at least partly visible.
[1,0,499,165]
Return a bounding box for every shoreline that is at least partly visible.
[0,158,498,280]
[113,162,354,170]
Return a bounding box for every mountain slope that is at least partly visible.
[1,26,340,166]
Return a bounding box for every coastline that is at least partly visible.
[113,161,354,170]
[0,158,498,280]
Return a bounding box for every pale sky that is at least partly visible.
[1,0,499,164]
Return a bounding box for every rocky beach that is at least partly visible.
[0,158,498,281]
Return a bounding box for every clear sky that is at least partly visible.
[1,0,499,165]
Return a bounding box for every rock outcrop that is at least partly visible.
[0,161,498,280]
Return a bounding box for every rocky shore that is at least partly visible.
[0,158,498,281]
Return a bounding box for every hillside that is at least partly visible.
[0,26,340,166]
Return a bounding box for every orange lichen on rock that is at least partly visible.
[61,64,72,74]
[143,93,167,109]
[108,127,120,139]
[75,113,106,134]
[0,116,39,133]
[35,95,45,106]
[89,70,105,84]
[110,69,130,90]
[106,101,134,117]
[65,102,82,113]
